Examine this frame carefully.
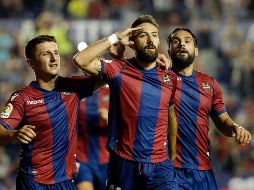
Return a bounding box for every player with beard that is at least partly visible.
[73,15,179,190]
[167,27,252,190]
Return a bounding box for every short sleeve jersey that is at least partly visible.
[0,76,96,184]
[100,58,177,163]
[77,86,110,164]
[174,70,226,170]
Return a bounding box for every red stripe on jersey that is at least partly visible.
[77,101,88,163]
[98,88,110,163]
[26,93,54,183]
[196,77,211,169]
[174,78,183,167]
[61,94,78,177]
[196,74,211,169]
[116,67,142,159]
[151,70,171,162]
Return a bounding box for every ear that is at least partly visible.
[26,58,34,69]
[129,43,135,50]
[195,48,198,56]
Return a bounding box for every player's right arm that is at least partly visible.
[0,124,36,145]
[73,27,143,76]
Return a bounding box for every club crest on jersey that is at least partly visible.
[62,92,71,96]
[202,83,210,92]
[0,103,13,118]
[162,74,170,86]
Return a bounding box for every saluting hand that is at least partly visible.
[116,27,143,46]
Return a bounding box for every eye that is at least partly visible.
[172,39,179,44]
[139,33,146,38]
[152,33,158,38]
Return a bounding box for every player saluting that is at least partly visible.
[0,35,101,190]
[73,15,179,190]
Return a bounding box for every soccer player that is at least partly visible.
[73,15,179,190]
[74,44,125,190]
[0,35,101,190]
[167,27,252,190]
[75,86,110,190]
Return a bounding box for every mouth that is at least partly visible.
[49,64,58,68]
[177,49,188,56]
[178,49,188,53]
[145,46,156,52]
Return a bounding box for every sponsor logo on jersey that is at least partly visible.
[0,103,13,118]
[27,100,44,105]
[202,83,210,92]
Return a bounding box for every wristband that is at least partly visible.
[108,33,119,45]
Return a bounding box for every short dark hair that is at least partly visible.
[131,15,158,29]
[25,35,57,59]
[167,27,197,47]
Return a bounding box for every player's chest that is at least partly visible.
[25,92,78,118]
[175,78,213,110]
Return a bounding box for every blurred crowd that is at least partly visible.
[0,0,254,189]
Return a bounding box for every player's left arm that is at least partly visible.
[211,112,252,145]
[168,104,177,161]
[157,54,172,70]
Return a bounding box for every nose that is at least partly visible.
[147,34,152,43]
[50,53,57,61]
[179,40,185,47]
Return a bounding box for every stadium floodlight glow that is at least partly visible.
[77,42,88,51]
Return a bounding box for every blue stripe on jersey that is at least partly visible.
[0,121,12,130]
[107,72,123,151]
[132,71,161,161]
[178,73,200,166]
[86,92,100,164]
[19,115,34,178]
[20,142,34,178]
[43,91,68,182]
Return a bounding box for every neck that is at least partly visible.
[136,59,156,70]
[175,63,194,76]
[36,76,58,91]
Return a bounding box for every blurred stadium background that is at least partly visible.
[0,0,254,189]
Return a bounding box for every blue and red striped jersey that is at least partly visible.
[100,58,177,163]
[174,70,226,170]
[77,86,109,164]
[0,76,96,184]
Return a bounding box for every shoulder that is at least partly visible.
[195,70,215,82]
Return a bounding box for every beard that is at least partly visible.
[135,45,158,63]
[171,51,195,71]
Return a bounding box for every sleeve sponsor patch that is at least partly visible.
[0,103,13,118]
